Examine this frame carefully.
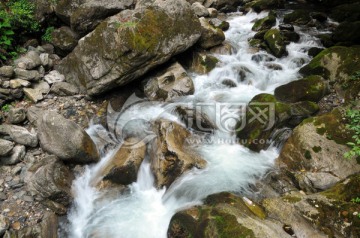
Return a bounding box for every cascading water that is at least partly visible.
[67,11,322,238]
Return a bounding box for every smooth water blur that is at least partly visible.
[68,11,321,238]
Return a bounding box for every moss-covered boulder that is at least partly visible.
[278,108,360,192]
[51,26,79,57]
[236,94,319,152]
[263,29,287,58]
[244,0,285,13]
[274,75,329,103]
[299,46,360,99]
[57,0,202,96]
[332,21,360,45]
[168,192,289,238]
[252,12,276,31]
[283,10,311,26]
[143,61,195,101]
[330,2,360,22]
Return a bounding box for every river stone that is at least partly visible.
[0,139,14,156]
[0,145,26,165]
[9,79,31,89]
[0,66,14,78]
[14,51,42,70]
[25,155,74,214]
[70,0,135,35]
[0,215,9,237]
[50,82,79,96]
[278,108,360,193]
[264,29,287,58]
[144,61,195,101]
[168,192,289,238]
[57,0,202,96]
[98,138,146,185]
[37,110,99,163]
[23,88,43,103]
[44,70,65,84]
[2,125,38,147]
[191,2,209,17]
[8,108,27,124]
[274,75,329,103]
[150,119,207,188]
[198,17,225,49]
[13,68,41,81]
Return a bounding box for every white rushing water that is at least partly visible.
[67,11,321,238]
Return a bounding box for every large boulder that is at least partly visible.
[332,21,360,45]
[277,108,360,193]
[143,61,195,101]
[57,0,202,96]
[252,12,276,31]
[150,119,207,188]
[299,46,360,100]
[25,156,74,215]
[70,0,135,35]
[244,0,285,13]
[37,110,99,164]
[330,2,360,22]
[168,192,289,238]
[97,138,146,185]
[274,75,329,103]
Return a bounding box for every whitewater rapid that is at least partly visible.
[66,11,321,238]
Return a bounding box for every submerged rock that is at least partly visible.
[57,0,202,96]
[150,119,206,188]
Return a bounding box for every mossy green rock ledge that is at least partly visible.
[274,75,329,103]
[57,0,202,96]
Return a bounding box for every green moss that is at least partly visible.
[264,29,287,58]
[282,195,302,203]
[322,173,360,201]
[312,146,322,153]
[304,150,312,160]
[252,14,276,31]
[283,9,311,25]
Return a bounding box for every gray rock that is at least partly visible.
[8,108,27,124]
[97,138,146,185]
[24,155,74,214]
[144,62,195,101]
[57,0,202,96]
[297,172,340,192]
[14,51,42,70]
[208,7,218,17]
[50,82,79,96]
[34,81,50,94]
[0,139,14,156]
[44,70,65,84]
[0,145,26,165]
[14,68,41,81]
[39,53,51,67]
[51,26,79,56]
[37,111,99,163]
[0,215,9,236]
[192,2,209,17]
[23,88,43,103]
[198,17,225,49]
[70,0,135,35]
[26,106,43,125]
[2,125,38,147]
[9,79,31,89]
[0,66,14,78]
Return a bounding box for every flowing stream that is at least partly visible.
[67,11,321,238]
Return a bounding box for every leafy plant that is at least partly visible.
[42,26,54,42]
[344,109,360,160]
[351,197,360,203]
[1,104,11,112]
[0,16,14,61]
